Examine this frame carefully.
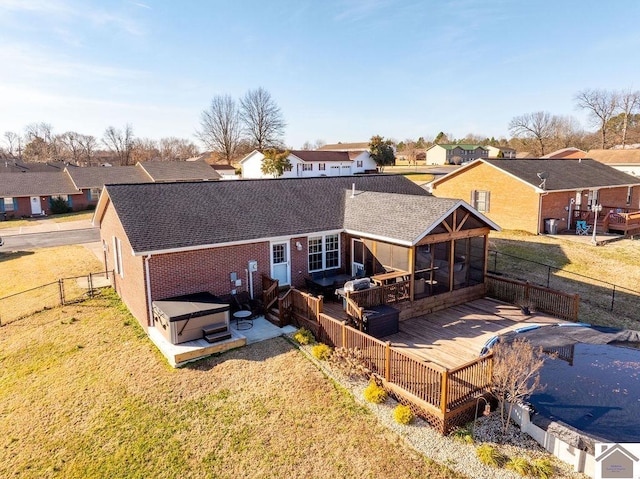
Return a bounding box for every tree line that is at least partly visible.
[0,122,200,166]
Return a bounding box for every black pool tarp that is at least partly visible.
[500,324,640,349]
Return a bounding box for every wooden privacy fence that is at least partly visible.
[485,274,579,321]
[317,312,493,433]
[0,271,113,326]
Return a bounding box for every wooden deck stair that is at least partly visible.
[202,324,232,344]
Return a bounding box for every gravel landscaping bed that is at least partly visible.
[292,336,588,479]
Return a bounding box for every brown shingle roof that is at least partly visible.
[289,150,352,163]
[587,149,640,165]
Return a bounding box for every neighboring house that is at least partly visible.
[208,164,239,180]
[430,158,640,235]
[93,175,498,335]
[484,146,516,158]
[541,147,588,159]
[1,160,221,216]
[425,144,488,165]
[0,172,85,218]
[0,159,71,173]
[240,149,377,179]
[587,149,640,177]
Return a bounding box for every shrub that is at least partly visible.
[293,328,314,345]
[476,444,504,468]
[531,458,554,479]
[312,343,332,361]
[449,424,474,444]
[393,404,414,425]
[328,347,371,378]
[363,379,387,404]
[50,196,72,214]
[505,457,533,476]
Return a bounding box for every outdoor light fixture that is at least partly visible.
[295,241,303,251]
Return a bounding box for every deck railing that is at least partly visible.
[316,313,493,432]
[485,274,579,321]
[262,274,279,312]
[346,279,411,308]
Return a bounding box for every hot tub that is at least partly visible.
[152,292,230,345]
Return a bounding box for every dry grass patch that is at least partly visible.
[0,245,102,298]
[490,230,640,328]
[0,291,462,479]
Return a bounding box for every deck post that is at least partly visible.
[440,370,448,415]
[342,321,347,349]
[385,341,391,382]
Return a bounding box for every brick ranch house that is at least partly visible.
[430,158,640,235]
[0,159,219,219]
[92,175,499,332]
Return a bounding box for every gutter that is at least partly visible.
[145,254,153,327]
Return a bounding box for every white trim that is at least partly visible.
[307,233,341,272]
[145,254,153,326]
[131,229,344,256]
[343,229,413,247]
[270,241,291,285]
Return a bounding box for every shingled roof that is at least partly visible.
[66,165,150,189]
[98,175,432,254]
[481,159,640,190]
[343,191,469,244]
[0,172,80,197]
[289,150,352,163]
[138,159,220,181]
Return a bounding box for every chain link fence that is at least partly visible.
[0,271,113,326]
[487,250,640,326]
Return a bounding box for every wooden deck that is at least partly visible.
[322,297,565,370]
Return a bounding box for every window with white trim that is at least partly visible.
[471,190,490,212]
[2,197,15,211]
[302,164,312,171]
[318,163,325,171]
[308,234,340,272]
[113,236,124,278]
[90,188,101,200]
[356,160,363,167]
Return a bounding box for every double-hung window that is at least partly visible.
[471,190,490,213]
[2,197,15,212]
[308,234,340,272]
[302,164,312,171]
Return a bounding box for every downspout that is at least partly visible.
[144,254,153,327]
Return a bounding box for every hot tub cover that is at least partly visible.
[153,292,230,322]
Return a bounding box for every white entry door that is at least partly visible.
[30,197,42,215]
[271,242,290,286]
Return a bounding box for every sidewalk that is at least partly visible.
[1,217,95,236]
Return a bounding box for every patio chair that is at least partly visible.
[232,291,262,318]
[575,220,591,235]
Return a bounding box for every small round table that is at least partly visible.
[233,310,253,330]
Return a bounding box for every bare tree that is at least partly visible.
[508,111,559,156]
[77,134,97,165]
[23,122,57,161]
[239,87,286,149]
[575,89,618,149]
[616,89,640,148]
[159,137,199,160]
[3,131,23,159]
[197,95,242,165]
[59,131,85,163]
[103,124,135,165]
[131,137,159,163]
[490,338,547,435]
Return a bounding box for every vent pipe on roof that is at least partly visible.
[351,182,355,198]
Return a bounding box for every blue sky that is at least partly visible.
[1,0,640,149]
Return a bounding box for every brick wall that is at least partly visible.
[431,162,540,233]
[149,242,272,302]
[99,201,148,328]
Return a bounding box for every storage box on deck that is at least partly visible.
[153,292,230,345]
[363,305,399,338]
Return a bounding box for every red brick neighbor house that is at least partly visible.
[93,175,499,333]
[0,159,220,219]
[430,158,640,235]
